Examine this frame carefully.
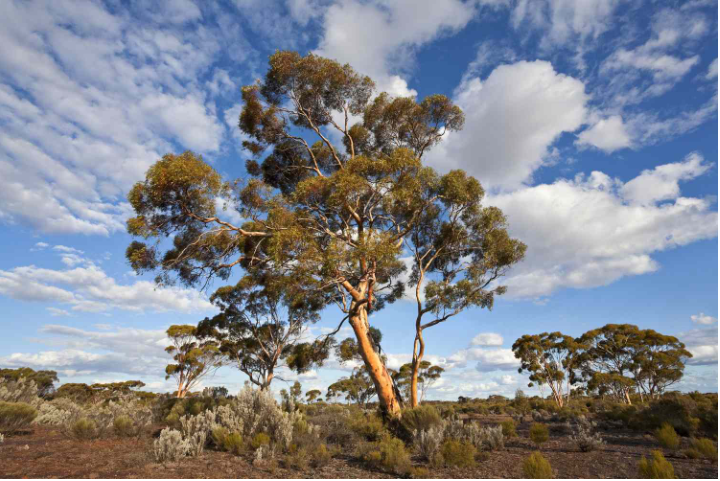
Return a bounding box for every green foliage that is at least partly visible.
[638,450,675,479]
[311,443,331,467]
[691,438,717,460]
[395,361,445,403]
[529,423,550,446]
[327,368,376,408]
[165,324,222,397]
[113,415,135,437]
[251,432,271,450]
[364,436,411,475]
[440,439,477,468]
[71,417,99,439]
[348,412,386,441]
[219,430,244,455]
[410,466,430,478]
[654,423,680,450]
[501,420,517,438]
[400,404,443,433]
[523,451,553,479]
[0,401,38,432]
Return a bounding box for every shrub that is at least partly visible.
[212,386,299,451]
[654,423,679,450]
[0,378,39,405]
[311,443,331,467]
[501,420,517,438]
[523,451,552,479]
[401,405,443,433]
[633,396,698,436]
[529,423,549,447]
[71,417,99,440]
[691,437,717,460]
[0,401,37,432]
[413,425,444,460]
[444,419,504,451]
[113,415,135,437]
[180,410,215,456]
[251,432,271,450]
[364,436,411,475]
[571,422,605,452]
[440,439,476,468]
[348,412,386,441]
[683,448,701,459]
[409,466,430,478]
[154,428,187,463]
[638,450,675,479]
[283,447,309,470]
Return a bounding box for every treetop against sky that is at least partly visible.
[0,0,716,400]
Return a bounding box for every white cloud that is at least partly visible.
[470,333,504,346]
[706,58,718,80]
[489,155,718,298]
[447,347,519,371]
[46,307,70,317]
[0,261,214,314]
[315,0,477,95]
[0,1,238,235]
[620,152,712,205]
[426,61,587,189]
[691,312,717,325]
[678,327,718,366]
[576,115,632,153]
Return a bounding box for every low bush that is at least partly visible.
[501,420,516,437]
[638,450,675,479]
[348,412,386,441]
[154,428,187,463]
[70,417,99,440]
[413,425,444,460]
[571,420,605,452]
[523,451,552,479]
[654,423,679,450]
[0,401,37,432]
[409,466,430,478]
[113,415,135,437]
[440,439,476,468]
[251,432,271,450]
[310,443,331,467]
[401,405,443,434]
[363,436,411,475]
[214,428,244,455]
[683,448,701,459]
[529,423,549,447]
[632,396,699,436]
[691,437,717,460]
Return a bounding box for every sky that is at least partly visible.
[0,0,717,401]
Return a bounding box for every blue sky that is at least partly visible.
[0,0,717,400]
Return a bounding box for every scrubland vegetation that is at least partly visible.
[1,367,717,478]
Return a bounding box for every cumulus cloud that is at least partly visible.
[678,327,718,366]
[315,0,477,96]
[576,115,632,153]
[489,154,717,298]
[0,1,238,235]
[470,333,504,346]
[0,260,215,314]
[426,61,587,189]
[691,313,718,325]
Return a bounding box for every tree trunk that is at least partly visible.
[410,329,425,408]
[349,305,401,418]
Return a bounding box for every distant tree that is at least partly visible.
[575,324,689,404]
[290,380,302,402]
[165,325,223,398]
[55,380,146,404]
[123,51,525,418]
[0,367,58,397]
[512,332,580,408]
[305,389,322,403]
[395,360,444,403]
[196,270,329,390]
[632,329,691,399]
[327,369,376,408]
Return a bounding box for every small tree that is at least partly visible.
[290,380,302,402]
[327,369,376,408]
[165,325,222,398]
[196,270,329,390]
[395,361,444,403]
[512,332,580,408]
[305,389,322,403]
[633,330,691,399]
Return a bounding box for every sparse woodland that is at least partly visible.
[1,52,717,479]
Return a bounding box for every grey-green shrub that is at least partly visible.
[180,410,215,456]
[154,428,187,462]
[638,450,675,479]
[401,405,443,433]
[0,378,39,405]
[0,401,38,431]
[413,425,444,460]
[571,420,605,452]
[523,451,552,478]
[440,439,476,467]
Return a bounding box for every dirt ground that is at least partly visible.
[1,423,716,479]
